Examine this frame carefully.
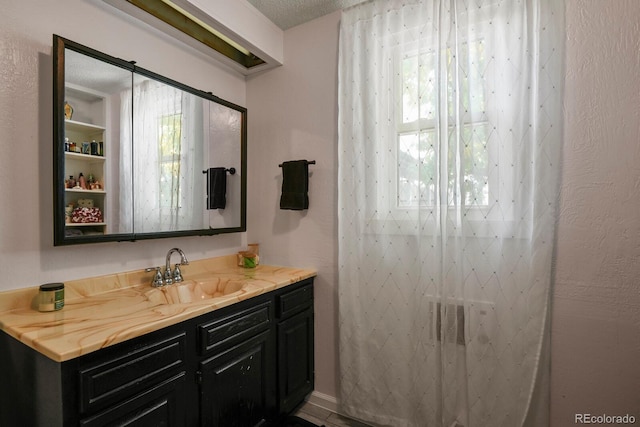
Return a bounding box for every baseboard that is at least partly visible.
[305,391,339,414]
[304,392,465,427]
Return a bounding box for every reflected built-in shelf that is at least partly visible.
[65,188,106,194]
[65,119,105,132]
[64,151,105,161]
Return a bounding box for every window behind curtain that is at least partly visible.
[397,39,490,209]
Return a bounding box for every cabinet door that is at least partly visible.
[79,373,187,427]
[199,329,275,427]
[277,307,314,414]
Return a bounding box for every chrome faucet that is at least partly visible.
[145,267,165,287]
[145,248,189,287]
[164,247,189,285]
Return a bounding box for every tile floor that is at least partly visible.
[293,402,373,427]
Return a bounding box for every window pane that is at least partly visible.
[159,161,179,207]
[402,55,419,123]
[159,113,182,156]
[402,51,437,124]
[447,40,486,118]
[418,52,437,121]
[466,39,486,115]
[398,131,436,207]
[158,113,182,208]
[461,123,489,206]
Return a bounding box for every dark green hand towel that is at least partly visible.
[280,160,309,210]
[206,167,227,209]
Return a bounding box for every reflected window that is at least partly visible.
[158,113,184,209]
[120,79,205,233]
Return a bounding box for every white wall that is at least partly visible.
[0,0,247,291]
[246,12,341,399]
[551,0,640,423]
[247,1,640,422]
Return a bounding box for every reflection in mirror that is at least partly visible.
[119,74,244,234]
[63,48,133,237]
[54,36,247,245]
[121,75,208,233]
[208,103,242,229]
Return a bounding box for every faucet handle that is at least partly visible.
[145,267,164,287]
[163,267,174,285]
[173,263,184,283]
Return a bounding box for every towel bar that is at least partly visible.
[278,160,315,167]
[202,168,236,175]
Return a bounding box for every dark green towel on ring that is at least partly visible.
[280,160,309,210]
[206,167,227,209]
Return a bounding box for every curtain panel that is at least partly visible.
[337,1,564,426]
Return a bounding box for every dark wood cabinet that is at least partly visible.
[197,299,276,427]
[0,278,314,427]
[277,307,314,415]
[276,283,315,415]
[199,330,274,427]
[0,320,191,427]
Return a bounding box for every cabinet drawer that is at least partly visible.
[198,301,272,355]
[79,372,187,427]
[277,281,313,319]
[78,333,186,414]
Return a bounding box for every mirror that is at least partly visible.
[53,35,246,245]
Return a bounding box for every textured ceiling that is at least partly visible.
[246,0,368,30]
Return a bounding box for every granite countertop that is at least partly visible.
[0,255,316,362]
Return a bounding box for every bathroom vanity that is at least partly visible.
[0,256,315,426]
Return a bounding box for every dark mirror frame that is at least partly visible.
[53,35,247,246]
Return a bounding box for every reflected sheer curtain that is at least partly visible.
[120,80,204,233]
[337,1,564,426]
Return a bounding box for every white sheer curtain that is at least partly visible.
[120,80,205,233]
[337,1,564,426]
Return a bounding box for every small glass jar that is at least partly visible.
[39,283,65,312]
[242,253,258,268]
